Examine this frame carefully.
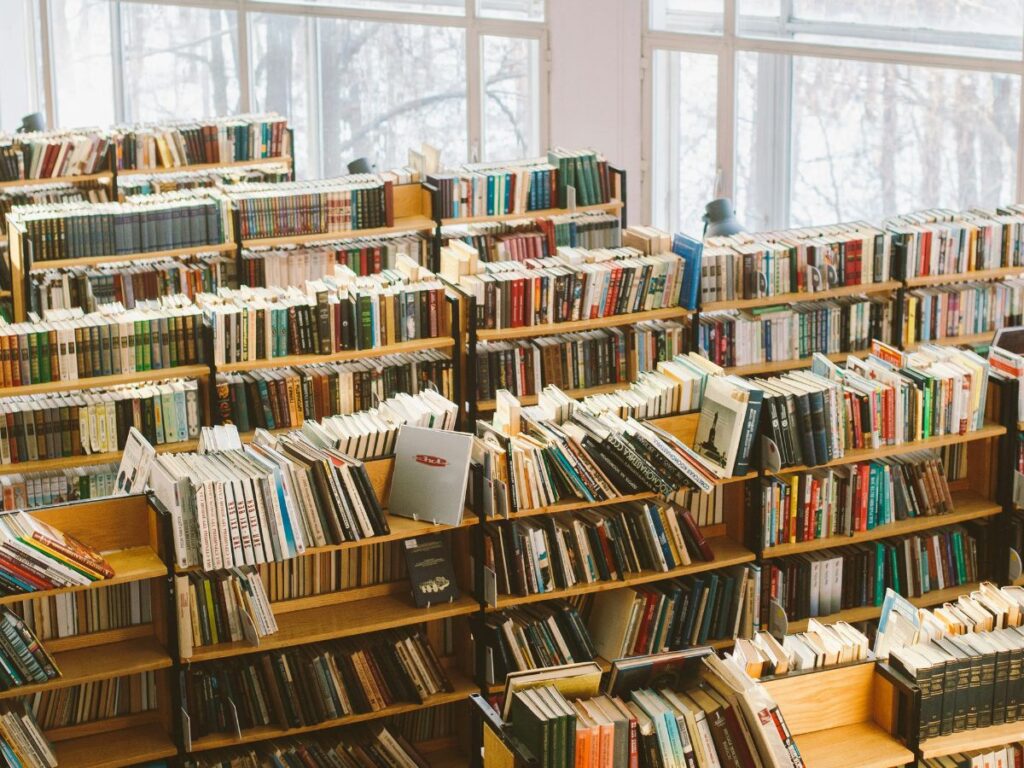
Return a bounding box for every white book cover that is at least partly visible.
[388,425,472,527]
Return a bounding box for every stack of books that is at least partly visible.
[225,175,393,239]
[175,567,277,658]
[759,450,955,549]
[631,318,688,374]
[9,189,231,261]
[441,209,621,261]
[0,511,114,595]
[182,628,451,737]
[0,607,60,690]
[0,703,55,768]
[151,434,387,570]
[0,131,112,181]
[480,601,596,684]
[241,232,430,286]
[1,184,110,247]
[215,349,454,430]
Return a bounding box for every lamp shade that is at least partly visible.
[347,157,374,174]
[17,113,46,134]
[702,197,745,238]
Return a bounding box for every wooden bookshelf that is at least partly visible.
[918,720,1024,759]
[475,305,691,342]
[0,172,113,190]
[119,156,291,177]
[217,336,455,373]
[0,438,197,477]
[761,489,1000,557]
[905,330,994,351]
[0,364,210,398]
[52,723,177,768]
[240,216,437,248]
[905,265,1024,287]
[723,348,872,377]
[701,280,901,312]
[24,241,237,271]
[440,199,622,227]
[475,381,628,411]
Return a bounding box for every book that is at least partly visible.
[692,376,762,479]
[175,567,278,659]
[404,535,460,608]
[8,579,151,641]
[389,426,473,527]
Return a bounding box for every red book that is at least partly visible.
[631,589,659,656]
[677,509,715,562]
[0,553,55,591]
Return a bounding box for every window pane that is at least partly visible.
[269,0,463,15]
[651,49,718,235]
[50,0,115,127]
[478,0,544,21]
[250,13,315,178]
[649,0,723,34]
[120,4,240,122]
[734,51,781,230]
[319,19,467,175]
[482,35,540,161]
[0,0,42,133]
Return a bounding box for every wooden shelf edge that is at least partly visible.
[702,280,902,312]
[475,305,691,341]
[440,200,623,227]
[28,242,236,270]
[0,172,112,190]
[240,215,437,247]
[0,438,197,476]
[723,348,872,377]
[218,336,454,373]
[0,364,210,398]
[52,722,176,768]
[119,156,291,177]
[792,721,913,768]
[905,266,1024,287]
[919,720,1024,759]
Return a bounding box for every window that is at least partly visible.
[11,1,545,178]
[648,0,1024,232]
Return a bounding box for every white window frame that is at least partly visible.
[642,0,1024,230]
[29,0,550,174]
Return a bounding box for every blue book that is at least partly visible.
[671,232,703,310]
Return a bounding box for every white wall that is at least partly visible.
[548,0,644,222]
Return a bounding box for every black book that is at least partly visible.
[403,535,460,608]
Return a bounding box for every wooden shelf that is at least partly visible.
[770,421,1005,475]
[52,722,176,768]
[761,490,1000,558]
[723,348,871,377]
[475,306,691,342]
[919,719,1024,759]
[905,331,994,351]
[0,636,171,701]
[28,242,236,271]
[119,156,291,177]
[440,200,623,227]
[184,592,480,662]
[0,172,112,190]
[0,364,210,398]
[791,721,913,768]
[0,546,166,607]
[488,536,755,610]
[905,265,1024,287]
[418,738,470,768]
[218,336,454,373]
[240,215,437,247]
[188,667,478,752]
[785,581,982,633]
[702,280,902,312]
[0,438,197,477]
[477,381,628,411]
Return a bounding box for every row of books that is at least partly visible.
[28,670,157,729]
[240,233,429,287]
[9,580,152,642]
[0,380,201,465]
[730,622,869,677]
[11,189,231,262]
[0,133,111,182]
[758,450,955,549]
[482,500,714,598]
[441,209,621,262]
[0,463,119,511]
[30,254,230,313]
[0,607,59,691]
[215,350,454,430]
[226,176,393,239]
[115,115,290,170]
[117,161,291,197]
[697,296,895,370]
[0,300,205,386]
[632,319,688,376]
[427,149,610,218]
[0,703,54,768]
[152,434,387,570]
[480,601,596,683]
[255,543,405,605]
[175,567,278,658]
[902,278,1024,347]
[0,184,110,239]
[584,564,760,661]
[701,221,892,304]
[761,523,986,622]
[200,276,450,366]
[182,628,451,737]
[183,724,434,768]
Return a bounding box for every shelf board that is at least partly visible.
[785,581,982,633]
[0,438,197,476]
[723,348,871,377]
[905,331,994,351]
[418,738,470,768]
[184,592,479,663]
[488,536,755,610]
[188,667,477,752]
[919,719,1024,759]
[218,336,454,373]
[0,364,210,398]
[240,215,437,247]
[0,546,166,608]
[28,242,236,271]
[119,156,291,177]
[440,200,623,227]
[762,490,1000,558]
[477,381,628,411]
[905,265,1024,287]
[0,636,170,701]
[770,422,1005,475]
[52,722,176,768]
[475,306,691,342]
[702,280,902,312]
[0,172,112,190]
[791,721,913,768]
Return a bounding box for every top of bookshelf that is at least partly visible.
[239,214,436,248]
[439,199,623,227]
[905,265,1024,287]
[119,155,291,178]
[0,172,113,190]
[701,280,901,313]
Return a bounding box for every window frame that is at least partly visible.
[30,0,549,175]
[642,0,1024,231]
